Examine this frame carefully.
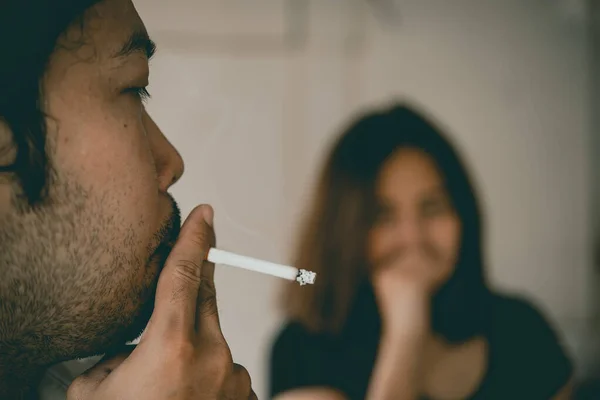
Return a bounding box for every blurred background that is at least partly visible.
[134,0,595,397]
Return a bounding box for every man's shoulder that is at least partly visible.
[38,356,102,400]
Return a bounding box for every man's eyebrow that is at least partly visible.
[114,29,157,60]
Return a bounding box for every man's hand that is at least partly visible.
[67,205,256,400]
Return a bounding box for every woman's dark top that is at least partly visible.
[270,294,572,400]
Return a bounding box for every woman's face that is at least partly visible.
[367,148,462,288]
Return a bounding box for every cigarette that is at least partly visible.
[206,248,316,286]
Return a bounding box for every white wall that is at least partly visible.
[135,0,593,395]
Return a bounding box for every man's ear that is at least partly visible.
[0,118,16,168]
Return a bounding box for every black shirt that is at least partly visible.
[270,294,572,400]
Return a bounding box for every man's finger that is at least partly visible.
[196,259,223,338]
[194,207,224,338]
[70,347,134,395]
[221,363,252,399]
[200,214,216,283]
[151,204,214,338]
[81,353,129,381]
[233,363,252,395]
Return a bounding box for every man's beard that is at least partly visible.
[116,196,182,347]
[0,168,184,368]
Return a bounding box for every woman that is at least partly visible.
[270,104,573,400]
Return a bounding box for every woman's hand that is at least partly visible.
[371,248,442,336]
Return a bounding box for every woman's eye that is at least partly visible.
[124,86,151,103]
[421,198,451,218]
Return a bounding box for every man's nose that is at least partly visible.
[143,111,184,192]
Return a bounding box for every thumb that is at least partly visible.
[150,205,214,339]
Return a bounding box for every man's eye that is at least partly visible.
[124,86,151,103]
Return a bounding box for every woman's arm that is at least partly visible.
[365,284,430,400]
[365,329,425,400]
[274,388,348,400]
[366,249,441,400]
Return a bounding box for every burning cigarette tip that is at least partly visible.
[296,269,317,286]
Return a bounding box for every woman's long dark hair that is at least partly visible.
[283,103,492,344]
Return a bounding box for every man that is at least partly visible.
[0,0,255,398]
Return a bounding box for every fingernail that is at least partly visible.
[201,204,214,226]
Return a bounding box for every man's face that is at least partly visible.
[0,0,183,364]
